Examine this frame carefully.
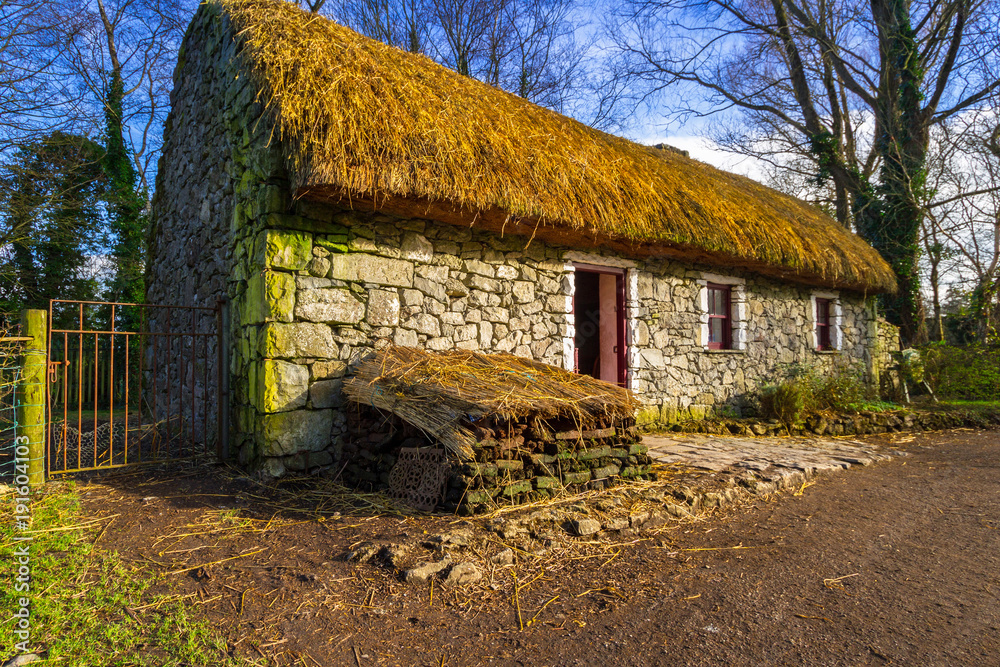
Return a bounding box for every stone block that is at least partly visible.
[311,360,347,380]
[309,378,343,408]
[315,234,349,253]
[245,272,295,323]
[330,253,413,287]
[478,321,493,347]
[404,313,441,337]
[261,409,333,456]
[463,259,494,277]
[546,294,571,313]
[401,232,434,262]
[445,278,469,298]
[464,274,500,292]
[455,324,478,342]
[258,229,312,270]
[426,337,452,351]
[393,328,419,346]
[511,281,535,303]
[259,322,335,358]
[414,276,448,301]
[629,443,649,456]
[496,459,523,471]
[367,289,400,326]
[295,288,365,323]
[569,518,601,536]
[402,289,424,307]
[688,405,709,420]
[255,359,309,413]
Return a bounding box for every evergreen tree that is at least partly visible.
[0,132,105,322]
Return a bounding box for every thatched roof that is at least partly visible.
[217,0,895,293]
[343,347,638,459]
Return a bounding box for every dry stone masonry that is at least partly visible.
[149,4,895,480]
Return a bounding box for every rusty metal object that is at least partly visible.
[46,299,226,474]
[387,447,449,512]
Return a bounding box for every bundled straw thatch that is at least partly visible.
[343,347,638,460]
[213,0,895,293]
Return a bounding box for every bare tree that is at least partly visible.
[332,0,590,113]
[64,0,194,195]
[921,111,1000,342]
[610,0,1000,343]
[329,0,426,51]
[0,1,88,155]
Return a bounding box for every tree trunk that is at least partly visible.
[868,0,929,345]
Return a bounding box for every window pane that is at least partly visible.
[709,317,725,344]
[817,300,829,324]
[709,287,727,315]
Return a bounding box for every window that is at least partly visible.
[815,298,832,350]
[811,292,840,351]
[698,273,745,351]
[706,283,732,349]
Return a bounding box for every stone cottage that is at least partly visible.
[148,0,897,475]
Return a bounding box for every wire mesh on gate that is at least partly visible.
[0,315,28,482]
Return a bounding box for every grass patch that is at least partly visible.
[842,400,901,413]
[922,399,1000,415]
[1,482,240,666]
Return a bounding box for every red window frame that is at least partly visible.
[815,298,832,350]
[706,283,732,350]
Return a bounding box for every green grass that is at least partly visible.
[842,400,902,413]
[1,483,241,666]
[935,400,1000,412]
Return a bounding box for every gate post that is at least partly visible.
[17,309,47,486]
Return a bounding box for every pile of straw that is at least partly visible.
[343,347,638,460]
[212,0,895,293]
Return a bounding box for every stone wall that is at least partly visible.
[238,204,882,475]
[626,261,875,424]
[148,4,888,476]
[146,4,247,444]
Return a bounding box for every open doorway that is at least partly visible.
[573,265,626,387]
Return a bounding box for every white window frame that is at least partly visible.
[810,291,842,351]
[696,273,746,351]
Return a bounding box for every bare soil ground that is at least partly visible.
[77,428,1000,666]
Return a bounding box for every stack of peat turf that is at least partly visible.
[342,346,654,514]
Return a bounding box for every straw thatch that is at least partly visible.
[217,0,895,293]
[343,347,638,460]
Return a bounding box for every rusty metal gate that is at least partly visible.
[46,299,229,474]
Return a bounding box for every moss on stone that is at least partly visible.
[257,229,312,270]
[254,359,308,413]
[245,271,295,323]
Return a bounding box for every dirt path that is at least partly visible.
[82,429,1000,666]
